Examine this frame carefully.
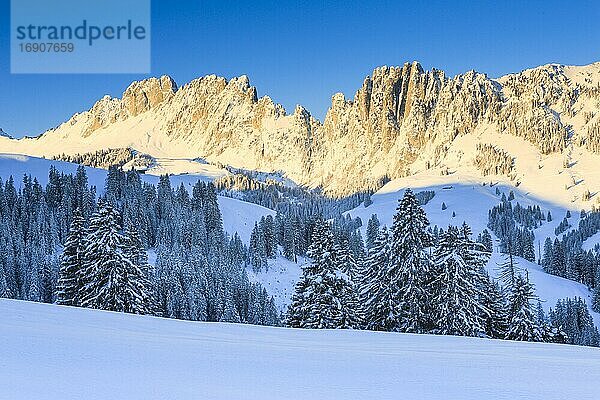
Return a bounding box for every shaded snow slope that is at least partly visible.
[488,252,600,327]
[0,153,109,188]
[246,255,306,313]
[349,172,582,244]
[2,299,600,400]
[217,196,274,242]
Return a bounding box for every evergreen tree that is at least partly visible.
[220,291,242,323]
[387,189,433,332]
[481,276,509,339]
[522,231,536,262]
[359,227,392,330]
[430,226,488,336]
[0,265,9,298]
[551,238,566,276]
[282,217,297,262]
[80,203,153,314]
[550,297,600,346]
[123,220,155,314]
[56,209,86,306]
[542,237,554,274]
[478,229,493,253]
[505,273,542,342]
[249,222,267,272]
[261,215,276,258]
[365,214,380,251]
[592,281,600,313]
[287,221,358,329]
[497,243,519,292]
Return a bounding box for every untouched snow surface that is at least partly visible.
[217,196,274,242]
[0,153,109,188]
[2,299,600,400]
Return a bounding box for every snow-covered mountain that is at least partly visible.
[3,62,600,203]
[3,299,600,400]
[0,128,12,139]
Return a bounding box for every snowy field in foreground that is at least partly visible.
[2,300,600,400]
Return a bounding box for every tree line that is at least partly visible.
[287,189,599,346]
[0,166,280,326]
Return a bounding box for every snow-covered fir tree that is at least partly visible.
[365,214,380,251]
[80,202,154,315]
[505,273,543,342]
[359,226,392,331]
[249,222,268,272]
[286,220,359,329]
[362,189,434,333]
[592,284,600,314]
[56,209,86,306]
[497,243,520,292]
[430,225,489,337]
[390,189,434,333]
[477,229,493,253]
[480,274,509,339]
[549,297,600,346]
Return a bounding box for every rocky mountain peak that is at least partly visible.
[5,61,600,198]
[122,75,177,117]
[0,128,12,139]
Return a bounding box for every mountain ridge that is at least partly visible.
[2,61,600,201]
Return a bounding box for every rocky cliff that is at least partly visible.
[3,61,600,198]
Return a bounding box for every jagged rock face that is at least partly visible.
[123,75,177,117]
[312,63,505,192]
[8,61,600,196]
[68,75,177,138]
[497,65,572,154]
[155,75,320,177]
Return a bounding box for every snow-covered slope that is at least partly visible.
[0,153,269,243]
[347,173,600,324]
[246,255,306,312]
[0,153,109,187]
[217,196,274,242]
[0,128,12,138]
[2,299,600,400]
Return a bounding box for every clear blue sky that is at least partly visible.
[1,0,598,138]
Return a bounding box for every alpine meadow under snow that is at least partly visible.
[3,60,600,398]
[3,299,600,400]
